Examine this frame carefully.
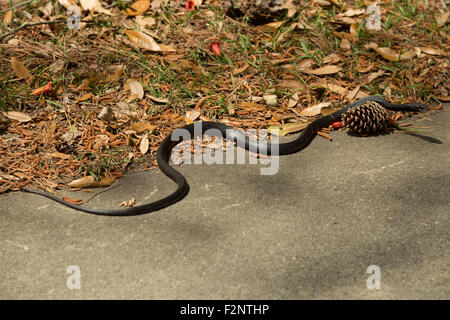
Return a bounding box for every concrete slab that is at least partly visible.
[1,107,448,299]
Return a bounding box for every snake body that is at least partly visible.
[23,96,427,216]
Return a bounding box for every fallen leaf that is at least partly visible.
[323,53,342,64]
[11,57,31,79]
[233,102,266,111]
[267,122,308,136]
[342,8,365,17]
[436,11,449,27]
[91,176,116,187]
[49,60,65,74]
[50,152,73,159]
[139,135,149,154]
[75,92,93,102]
[419,47,449,56]
[58,0,77,9]
[282,0,297,18]
[349,23,358,39]
[233,62,249,74]
[4,111,32,122]
[367,70,385,83]
[347,86,360,101]
[79,0,111,14]
[186,110,200,121]
[136,15,156,27]
[147,95,169,104]
[372,46,415,61]
[121,0,150,16]
[300,102,331,116]
[124,30,176,52]
[277,80,306,91]
[287,93,299,108]
[311,81,347,95]
[98,106,115,122]
[340,38,351,49]
[68,175,96,188]
[3,8,12,25]
[124,79,144,99]
[106,65,125,82]
[302,65,342,75]
[131,122,157,133]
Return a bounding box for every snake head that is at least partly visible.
[410,103,429,112]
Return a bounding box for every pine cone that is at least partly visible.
[341,101,390,134]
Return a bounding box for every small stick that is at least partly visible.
[0,19,95,42]
[317,131,333,141]
[84,182,120,204]
[0,0,33,14]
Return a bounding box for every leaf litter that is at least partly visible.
[0,0,447,198]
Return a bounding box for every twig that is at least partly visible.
[0,0,33,14]
[317,131,333,141]
[84,182,120,204]
[0,19,95,42]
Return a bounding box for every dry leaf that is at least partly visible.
[311,81,347,95]
[233,102,266,111]
[124,30,176,52]
[124,79,144,99]
[122,0,150,16]
[340,38,351,49]
[79,0,111,14]
[277,80,306,91]
[347,86,360,101]
[349,23,358,39]
[287,93,299,108]
[419,47,448,56]
[76,92,93,102]
[58,0,77,9]
[233,62,249,74]
[300,102,331,116]
[106,65,125,82]
[91,177,116,187]
[263,21,284,29]
[267,122,308,137]
[124,30,161,51]
[186,110,200,121]
[282,0,297,18]
[51,152,73,159]
[323,53,342,64]
[98,106,115,122]
[367,70,385,83]
[372,46,415,61]
[342,8,365,17]
[436,11,449,27]
[139,135,149,154]
[4,111,32,122]
[147,95,169,104]
[11,57,31,79]
[3,9,12,25]
[136,15,156,27]
[302,65,342,75]
[131,122,157,133]
[68,175,96,188]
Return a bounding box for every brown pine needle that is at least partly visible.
[318,131,333,141]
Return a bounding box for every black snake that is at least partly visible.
[23,96,427,216]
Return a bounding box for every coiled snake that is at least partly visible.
[23,96,427,216]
